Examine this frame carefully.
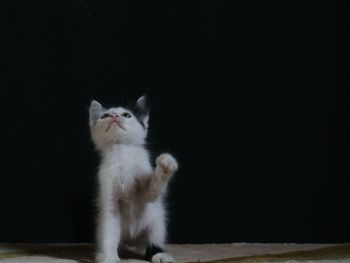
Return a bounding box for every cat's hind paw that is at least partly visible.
[151,253,176,263]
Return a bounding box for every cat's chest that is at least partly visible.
[100,145,151,179]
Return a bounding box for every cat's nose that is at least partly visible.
[112,114,119,119]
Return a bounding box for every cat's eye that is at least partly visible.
[122,112,131,118]
[100,113,111,119]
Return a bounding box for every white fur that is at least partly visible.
[151,253,176,263]
[89,97,177,263]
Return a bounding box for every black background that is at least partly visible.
[1,0,350,243]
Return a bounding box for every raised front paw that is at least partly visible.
[156,153,178,177]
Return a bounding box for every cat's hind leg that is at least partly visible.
[146,245,175,263]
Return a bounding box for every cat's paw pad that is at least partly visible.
[156,153,178,176]
[151,252,176,263]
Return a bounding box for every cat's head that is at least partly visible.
[89,96,149,151]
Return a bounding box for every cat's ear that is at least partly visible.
[89,100,104,126]
[136,95,147,109]
[135,95,149,129]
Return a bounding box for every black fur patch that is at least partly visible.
[126,98,149,129]
[145,244,164,261]
[124,106,147,129]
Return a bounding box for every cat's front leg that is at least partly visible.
[96,205,121,263]
[142,153,178,202]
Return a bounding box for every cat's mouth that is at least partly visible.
[106,121,126,132]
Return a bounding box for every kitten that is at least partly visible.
[89,96,178,263]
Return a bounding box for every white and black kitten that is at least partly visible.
[89,96,178,263]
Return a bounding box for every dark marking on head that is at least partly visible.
[126,95,149,129]
[100,113,111,119]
